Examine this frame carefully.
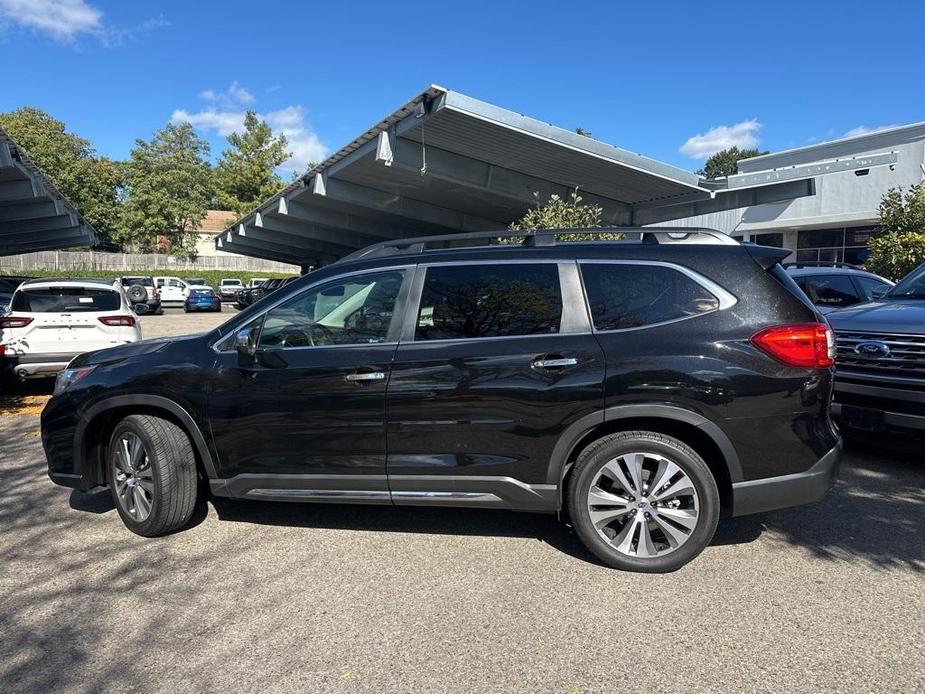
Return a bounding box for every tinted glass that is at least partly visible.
[415,264,561,341]
[887,263,925,299]
[581,263,720,331]
[189,289,215,297]
[794,274,860,307]
[855,276,891,301]
[259,270,404,348]
[121,277,153,287]
[753,232,784,248]
[11,287,121,312]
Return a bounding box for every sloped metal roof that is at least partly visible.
[217,86,890,266]
[0,127,99,255]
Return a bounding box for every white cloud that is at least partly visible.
[0,0,101,41]
[680,119,762,159]
[171,87,328,173]
[844,124,899,138]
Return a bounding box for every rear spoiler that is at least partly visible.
[744,244,791,270]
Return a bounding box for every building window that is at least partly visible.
[752,232,784,248]
[794,225,877,266]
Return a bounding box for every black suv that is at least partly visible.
[42,228,841,572]
[827,261,925,442]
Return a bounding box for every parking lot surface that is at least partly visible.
[1,308,923,693]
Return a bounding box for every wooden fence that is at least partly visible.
[0,251,299,273]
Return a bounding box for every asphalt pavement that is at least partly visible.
[1,308,922,693]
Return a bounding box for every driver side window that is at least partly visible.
[258,270,405,349]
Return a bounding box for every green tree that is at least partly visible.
[866,184,925,279]
[214,111,290,216]
[121,123,212,257]
[697,146,769,179]
[575,126,593,137]
[0,107,123,246]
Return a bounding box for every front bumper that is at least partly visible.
[730,440,842,516]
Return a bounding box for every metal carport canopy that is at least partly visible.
[216,85,887,265]
[0,127,98,255]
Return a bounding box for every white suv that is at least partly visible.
[219,278,243,301]
[0,279,143,379]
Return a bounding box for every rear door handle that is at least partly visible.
[345,371,386,382]
[532,357,578,369]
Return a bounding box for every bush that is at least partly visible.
[866,184,925,280]
[865,231,925,281]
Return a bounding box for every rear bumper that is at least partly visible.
[1,352,81,378]
[730,440,842,517]
[832,373,925,435]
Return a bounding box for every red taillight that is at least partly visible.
[0,344,5,357]
[751,323,835,368]
[98,315,136,327]
[0,316,33,328]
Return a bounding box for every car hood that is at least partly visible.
[70,334,201,368]
[826,299,925,334]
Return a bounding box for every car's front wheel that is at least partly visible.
[108,414,198,537]
[568,430,720,573]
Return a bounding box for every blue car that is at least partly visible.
[183,288,222,313]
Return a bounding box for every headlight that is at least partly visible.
[53,366,96,396]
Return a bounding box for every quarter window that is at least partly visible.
[580,263,720,331]
[258,270,404,348]
[415,264,562,341]
[854,276,891,301]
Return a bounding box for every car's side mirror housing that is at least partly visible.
[871,287,888,300]
[235,326,258,365]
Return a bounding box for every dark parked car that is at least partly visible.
[785,262,893,314]
[827,261,925,442]
[184,287,222,313]
[42,228,841,573]
[235,276,298,309]
[118,276,163,315]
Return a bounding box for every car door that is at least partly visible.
[208,266,412,501]
[385,260,605,510]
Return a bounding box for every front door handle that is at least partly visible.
[345,371,386,383]
[532,357,578,369]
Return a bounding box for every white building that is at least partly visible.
[662,122,925,264]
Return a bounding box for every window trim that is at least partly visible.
[577,259,738,334]
[212,264,414,353]
[400,259,585,345]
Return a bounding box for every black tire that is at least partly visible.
[567,430,720,573]
[107,414,198,537]
[126,284,148,303]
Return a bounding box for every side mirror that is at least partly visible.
[871,287,888,299]
[235,326,258,365]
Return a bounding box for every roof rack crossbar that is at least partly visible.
[339,226,737,263]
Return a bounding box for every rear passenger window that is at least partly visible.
[580,263,720,331]
[415,264,562,341]
[794,275,860,307]
[854,276,891,301]
[11,287,121,313]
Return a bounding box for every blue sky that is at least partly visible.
[1,0,923,174]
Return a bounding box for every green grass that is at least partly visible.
[0,268,293,288]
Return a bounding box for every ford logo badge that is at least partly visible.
[854,341,891,358]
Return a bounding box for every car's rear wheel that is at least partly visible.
[568,430,720,573]
[108,414,198,537]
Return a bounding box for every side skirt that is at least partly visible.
[209,474,558,512]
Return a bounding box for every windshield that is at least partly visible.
[221,280,241,286]
[12,287,121,312]
[887,263,925,299]
[121,277,153,287]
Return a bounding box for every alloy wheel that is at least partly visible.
[586,452,700,558]
[112,432,155,522]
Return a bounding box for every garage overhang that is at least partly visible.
[0,127,99,256]
[216,85,894,265]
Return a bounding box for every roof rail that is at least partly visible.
[782,261,862,270]
[339,226,737,263]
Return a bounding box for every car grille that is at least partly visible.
[835,331,925,379]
